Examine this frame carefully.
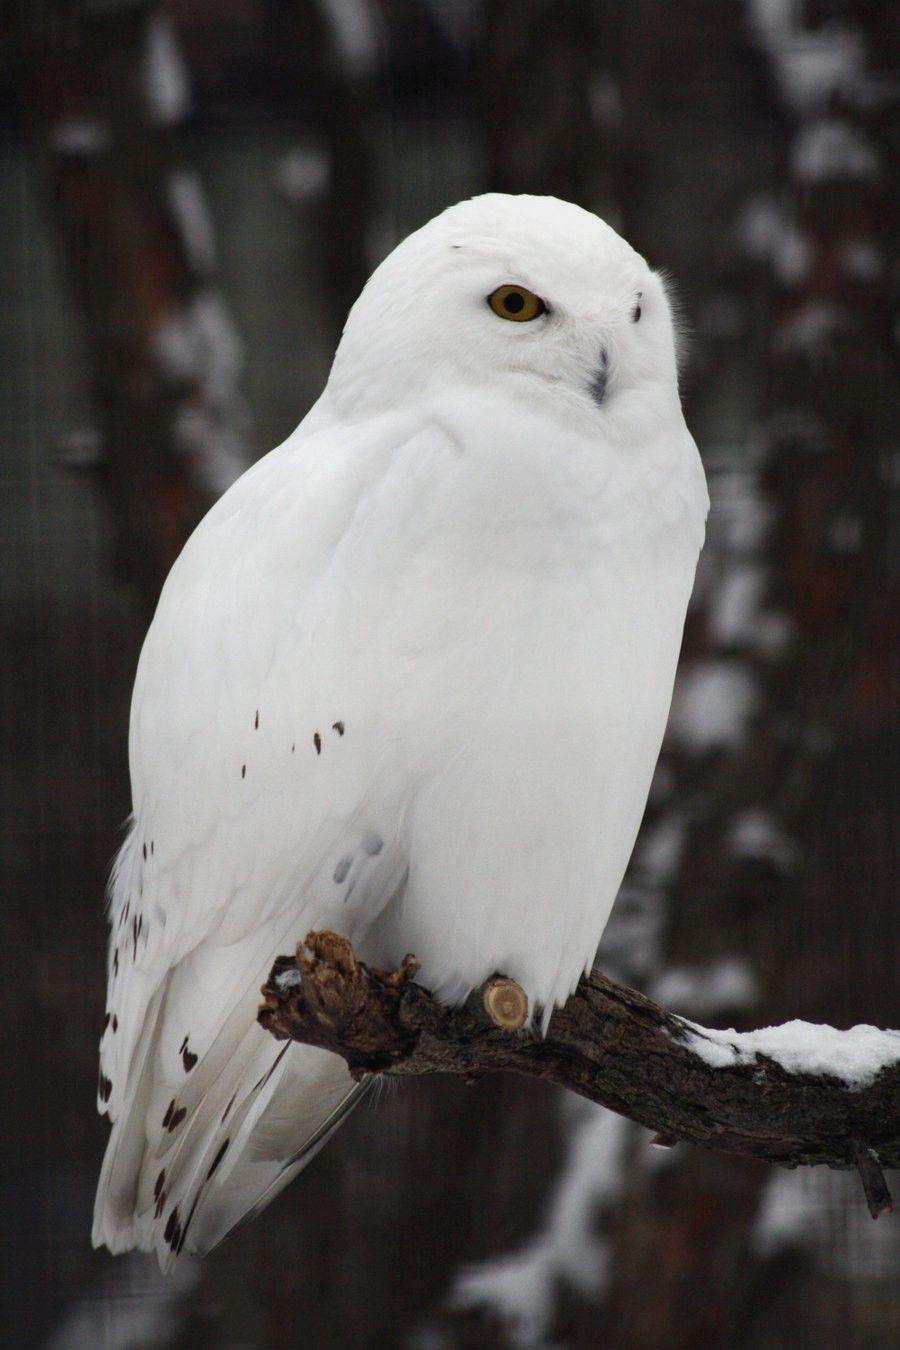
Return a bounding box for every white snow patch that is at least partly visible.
[51,119,111,156]
[598,882,663,985]
[754,1169,900,1278]
[450,1109,629,1346]
[778,301,850,357]
[173,404,249,497]
[729,808,801,872]
[144,12,191,125]
[708,564,765,646]
[735,198,812,285]
[668,660,758,752]
[167,170,216,274]
[154,291,250,493]
[747,3,868,114]
[635,814,686,889]
[653,959,758,1018]
[154,292,243,388]
[792,119,878,184]
[677,1018,900,1088]
[707,465,774,555]
[319,0,382,77]
[278,145,331,203]
[753,1167,816,1257]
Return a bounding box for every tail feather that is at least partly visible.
[187,1051,366,1257]
[95,1015,362,1270]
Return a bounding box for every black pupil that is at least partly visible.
[503,291,526,314]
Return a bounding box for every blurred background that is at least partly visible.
[1,1,897,1346]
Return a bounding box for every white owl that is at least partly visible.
[93,193,708,1268]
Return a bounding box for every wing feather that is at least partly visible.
[94,415,428,1261]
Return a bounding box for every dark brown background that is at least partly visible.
[1,2,897,1346]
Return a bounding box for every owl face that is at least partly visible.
[329,194,680,426]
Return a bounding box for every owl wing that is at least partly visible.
[93,414,422,1267]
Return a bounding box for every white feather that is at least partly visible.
[94,193,708,1265]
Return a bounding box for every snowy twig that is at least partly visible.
[260,932,899,1212]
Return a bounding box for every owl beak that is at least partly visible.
[589,349,609,407]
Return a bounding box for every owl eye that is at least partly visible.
[487,285,547,323]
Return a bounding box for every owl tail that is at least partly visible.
[93,1026,364,1272]
[157,1043,366,1265]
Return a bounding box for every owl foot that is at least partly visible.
[258,931,421,1074]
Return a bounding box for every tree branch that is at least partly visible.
[259,932,898,1215]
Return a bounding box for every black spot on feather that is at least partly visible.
[182,1043,198,1073]
[333,855,352,884]
[254,709,259,729]
[164,1205,181,1250]
[112,1013,118,1032]
[102,1011,110,1032]
[142,842,147,861]
[313,732,322,755]
[168,1106,187,1131]
[113,947,119,976]
[154,1170,166,1200]
[98,1071,113,1103]
[332,721,345,735]
[207,1139,230,1179]
[241,764,246,778]
[162,1099,175,1128]
[176,1195,201,1254]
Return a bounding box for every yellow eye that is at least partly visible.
[487,285,546,322]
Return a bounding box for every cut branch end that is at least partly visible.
[482,976,528,1030]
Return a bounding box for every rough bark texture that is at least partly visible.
[260,932,898,1196]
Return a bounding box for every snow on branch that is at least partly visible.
[259,932,898,1217]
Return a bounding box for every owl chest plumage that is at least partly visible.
[319,415,704,1009]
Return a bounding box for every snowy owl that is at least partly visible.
[94,193,708,1268]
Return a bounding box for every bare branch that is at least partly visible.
[260,933,898,1214]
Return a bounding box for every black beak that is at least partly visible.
[589,349,608,407]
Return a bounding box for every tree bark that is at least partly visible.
[260,932,898,1210]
